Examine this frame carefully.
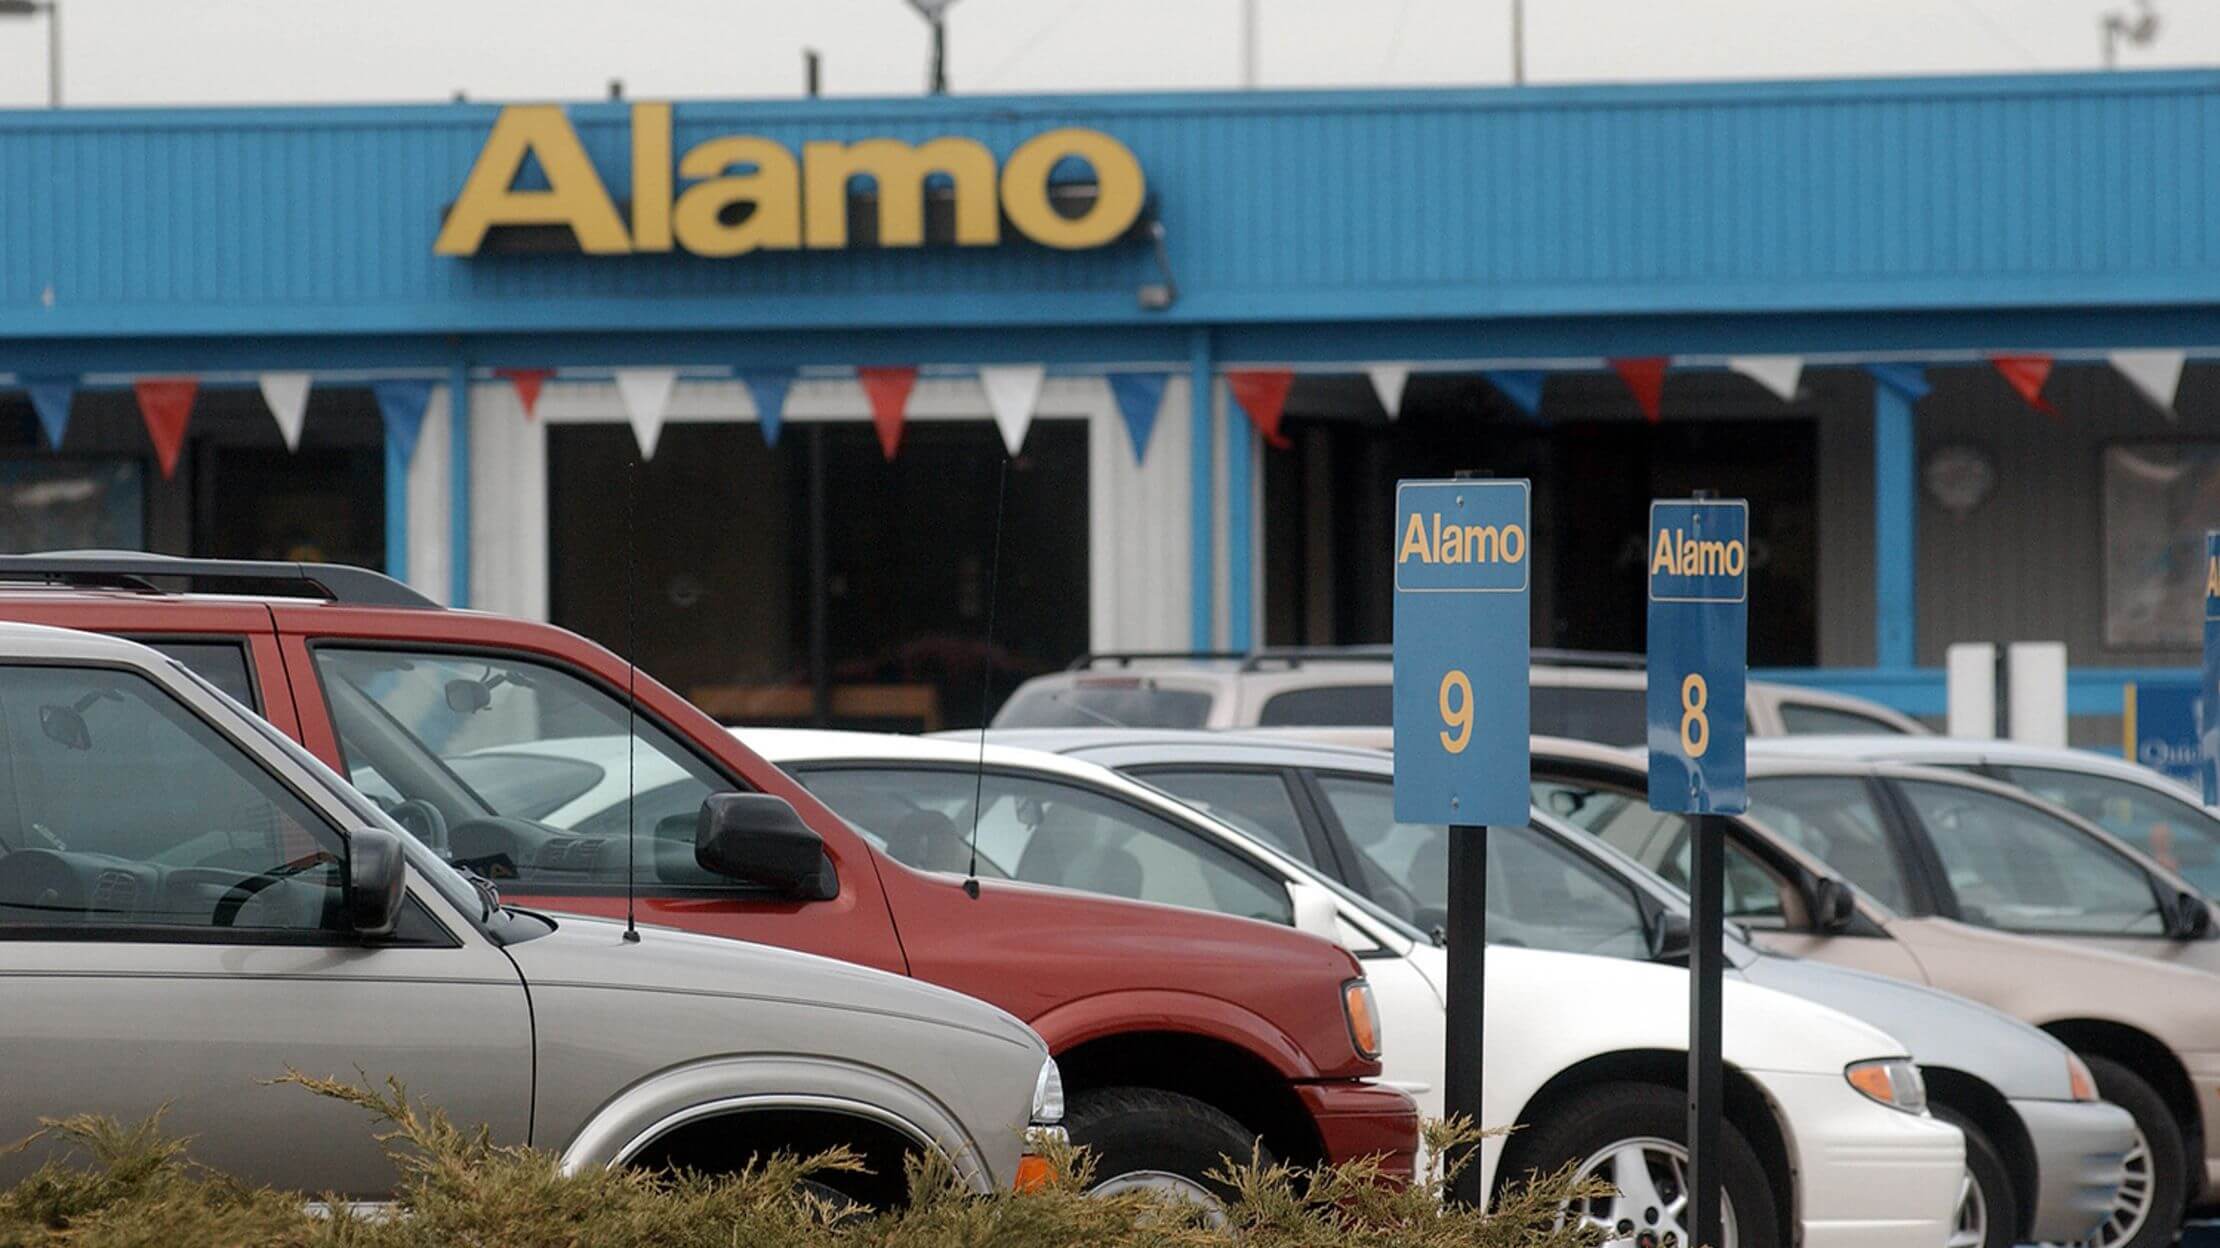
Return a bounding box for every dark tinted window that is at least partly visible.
[993,683,1214,729]
[1777,702,1907,735]
[1256,684,1392,727]
[1530,686,1646,747]
[142,640,257,710]
[1135,768,1316,865]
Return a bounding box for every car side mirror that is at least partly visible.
[346,826,408,938]
[696,793,837,900]
[1287,880,1342,944]
[1647,909,1692,962]
[1810,875,1857,934]
[2166,890,2214,942]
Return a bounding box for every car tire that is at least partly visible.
[2080,1055,2185,1248]
[1063,1086,1267,1206]
[1931,1105,2014,1248]
[1500,1081,1780,1248]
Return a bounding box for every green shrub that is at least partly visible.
[0,1075,1605,1248]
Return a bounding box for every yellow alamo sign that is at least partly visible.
[434,104,1146,258]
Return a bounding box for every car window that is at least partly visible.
[312,647,733,889]
[1998,766,2220,895]
[1530,686,1646,747]
[1311,773,1446,927]
[1776,701,1907,735]
[1744,776,1911,912]
[1131,767,1317,866]
[796,767,1293,926]
[992,682,1214,729]
[1533,776,1794,927]
[1898,779,2166,936]
[0,665,345,934]
[139,639,258,710]
[1255,684,1392,727]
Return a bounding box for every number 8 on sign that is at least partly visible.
[1439,669,1473,754]
[1680,673,1709,758]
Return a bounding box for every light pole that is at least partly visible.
[903,0,957,95]
[0,0,57,108]
[2102,0,2160,68]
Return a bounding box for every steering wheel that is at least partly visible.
[389,799,451,853]
[213,851,341,928]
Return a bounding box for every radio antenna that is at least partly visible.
[622,451,641,943]
[964,454,1010,899]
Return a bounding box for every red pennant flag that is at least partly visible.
[857,367,918,461]
[496,368,552,420]
[1990,354,2057,418]
[133,377,198,479]
[1226,369,1295,449]
[1610,357,1668,423]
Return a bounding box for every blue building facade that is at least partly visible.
[1,71,2214,732]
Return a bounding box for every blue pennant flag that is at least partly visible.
[372,379,435,469]
[24,378,75,449]
[1865,362,1932,404]
[740,368,796,448]
[1483,369,1549,423]
[1108,372,1168,463]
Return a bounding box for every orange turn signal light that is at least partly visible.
[1014,1153,1057,1192]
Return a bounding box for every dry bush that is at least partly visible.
[0,1076,1606,1248]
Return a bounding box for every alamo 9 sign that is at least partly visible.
[1392,480,1531,826]
[1646,499,1750,814]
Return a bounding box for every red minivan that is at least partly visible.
[0,554,1415,1198]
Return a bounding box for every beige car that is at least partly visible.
[1528,739,2220,1248]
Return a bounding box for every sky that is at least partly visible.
[0,0,2206,109]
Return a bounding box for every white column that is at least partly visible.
[404,386,452,606]
[1090,376,1193,651]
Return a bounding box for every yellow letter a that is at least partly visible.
[436,106,631,256]
[1399,512,1433,564]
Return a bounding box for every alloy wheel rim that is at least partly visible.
[2078,1126,2154,1248]
[1945,1164,1989,1248]
[1089,1168,1228,1225]
[1563,1135,1739,1248]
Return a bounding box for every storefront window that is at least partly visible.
[2102,443,2220,649]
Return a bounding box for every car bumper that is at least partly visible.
[2187,1051,2220,1202]
[1749,1069,1964,1248]
[1298,1079,1420,1184]
[2014,1097,2135,1243]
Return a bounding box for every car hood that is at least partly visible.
[502,908,1041,1055]
[1738,951,2076,1099]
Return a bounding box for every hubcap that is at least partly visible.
[1090,1168,1227,1225]
[1563,1136,1739,1248]
[2071,1125,2154,1248]
[1946,1164,1990,1248]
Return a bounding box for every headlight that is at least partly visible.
[1031,1058,1065,1124]
[1342,978,1382,1061]
[2065,1051,2099,1102]
[1845,1058,1928,1115]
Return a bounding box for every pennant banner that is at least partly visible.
[1727,356,1804,403]
[1366,363,1412,420]
[1226,368,1294,449]
[24,377,74,449]
[858,366,919,461]
[2109,349,2186,421]
[259,372,311,451]
[1610,357,1668,424]
[1990,354,2056,418]
[1865,362,1931,403]
[1482,370,1548,424]
[1107,372,1167,464]
[615,368,679,459]
[133,377,198,480]
[372,379,435,470]
[496,368,552,420]
[979,364,1046,457]
[740,368,796,448]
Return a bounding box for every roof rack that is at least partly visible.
[0,552,438,609]
[1069,645,1652,674]
[1067,650,1250,671]
[1238,646,1392,671]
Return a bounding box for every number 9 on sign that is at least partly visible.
[1439,669,1473,754]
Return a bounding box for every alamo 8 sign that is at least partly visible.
[2203,531,2219,805]
[1647,499,1749,815]
[1392,479,1531,826]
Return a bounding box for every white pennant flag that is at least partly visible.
[979,364,1045,456]
[2110,349,2187,420]
[615,368,679,459]
[259,372,311,451]
[1727,356,1804,402]
[1367,363,1412,420]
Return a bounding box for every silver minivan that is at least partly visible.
[0,624,1060,1204]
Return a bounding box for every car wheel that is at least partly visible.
[2079,1056,2185,1248]
[1932,1106,2014,1248]
[1063,1086,1267,1207]
[1502,1081,1780,1248]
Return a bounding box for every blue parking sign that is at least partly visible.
[1647,500,1749,814]
[1392,479,1531,825]
[2203,532,2219,805]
